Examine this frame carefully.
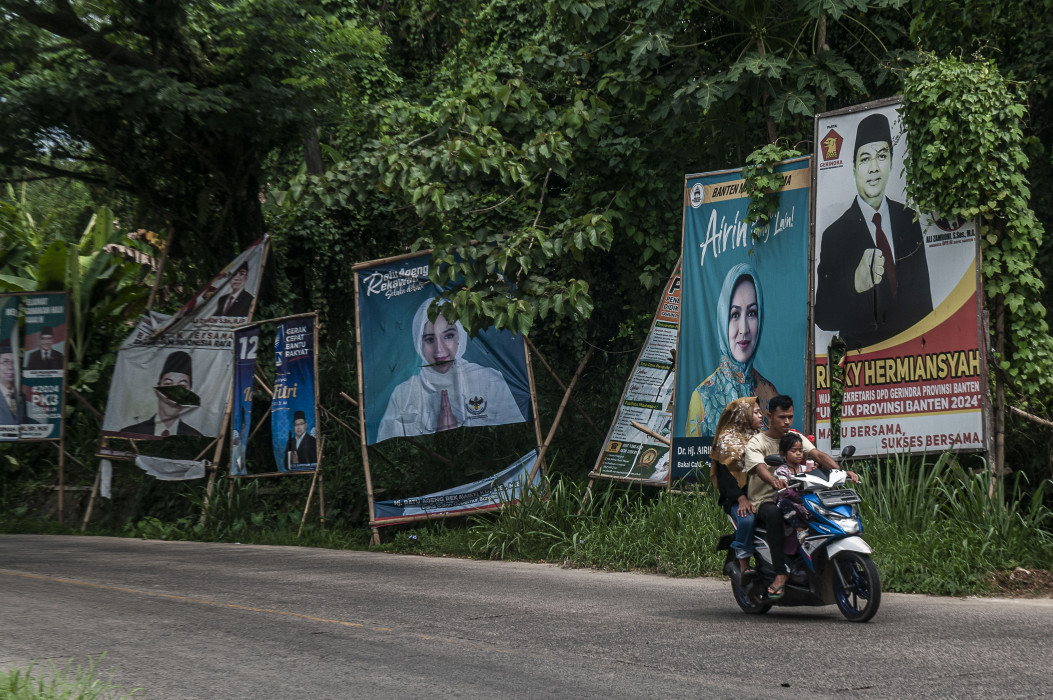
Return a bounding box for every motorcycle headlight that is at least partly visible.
[812,503,859,534]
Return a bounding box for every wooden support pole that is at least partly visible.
[81,465,101,531]
[523,337,547,479]
[994,295,1006,487]
[1009,405,1053,429]
[525,337,605,439]
[534,346,594,474]
[629,420,672,446]
[298,469,320,538]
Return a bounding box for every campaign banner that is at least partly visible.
[271,316,318,472]
[813,100,984,456]
[231,325,260,476]
[100,238,267,447]
[592,263,681,483]
[373,449,540,523]
[20,293,68,439]
[0,295,22,441]
[355,252,531,445]
[672,158,812,482]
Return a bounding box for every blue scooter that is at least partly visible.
[718,445,882,622]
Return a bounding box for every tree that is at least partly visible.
[0,0,393,268]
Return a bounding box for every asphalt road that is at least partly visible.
[1,535,1051,699]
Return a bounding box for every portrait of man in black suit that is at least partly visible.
[24,326,64,371]
[120,350,203,437]
[213,262,254,318]
[284,409,317,468]
[815,112,932,350]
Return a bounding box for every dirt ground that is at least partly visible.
[987,568,1053,597]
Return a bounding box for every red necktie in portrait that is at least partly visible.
[872,212,897,297]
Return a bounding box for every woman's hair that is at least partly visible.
[779,431,803,454]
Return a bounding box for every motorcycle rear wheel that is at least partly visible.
[731,572,771,615]
[832,551,881,622]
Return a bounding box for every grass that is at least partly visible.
[0,657,137,699]
[4,451,1051,597]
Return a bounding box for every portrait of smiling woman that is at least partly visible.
[684,263,778,438]
[376,297,525,442]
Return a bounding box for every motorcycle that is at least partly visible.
[717,445,882,622]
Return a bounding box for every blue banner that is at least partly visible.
[374,450,540,522]
[672,158,812,482]
[231,325,259,476]
[20,293,68,440]
[355,252,531,445]
[271,317,318,472]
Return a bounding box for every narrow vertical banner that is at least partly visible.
[271,315,318,472]
[20,293,68,440]
[0,295,22,441]
[231,325,260,476]
[672,158,812,483]
[591,263,681,484]
[813,100,984,456]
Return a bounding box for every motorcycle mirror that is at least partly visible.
[764,454,785,467]
[840,445,856,459]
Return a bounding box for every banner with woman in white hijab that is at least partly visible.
[354,252,531,445]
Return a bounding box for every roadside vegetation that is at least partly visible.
[4,451,1050,598]
[0,657,137,700]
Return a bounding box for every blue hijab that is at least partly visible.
[715,262,764,378]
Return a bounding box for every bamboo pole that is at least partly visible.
[629,420,672,446]
[199,401,232,526]
[534,346,594,475]
[351,249,434,271]
[523,336,547,480]
[525,337,605,439]
[351,270,381,546]
[57,441,65,525]
[994,294,1006,488]
[298,468,320,538]
[81,465,101,531]
[1009,405,1053,429]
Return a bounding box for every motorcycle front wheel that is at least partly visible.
[832,551,882,622]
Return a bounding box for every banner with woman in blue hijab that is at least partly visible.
[672,158,812,482]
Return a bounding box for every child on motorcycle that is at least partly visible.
[773,431,812,532]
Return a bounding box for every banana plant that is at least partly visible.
[0,196,153,383]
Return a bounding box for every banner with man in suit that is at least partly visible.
[813,100,985,457]
[100,237,268,457]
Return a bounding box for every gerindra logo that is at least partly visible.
[821,129,843,161]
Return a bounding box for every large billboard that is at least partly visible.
[100,238,267,451]
[591,263,680,484]
[813,99,985,456]
[354,251,531,445]
[672,158,812,481]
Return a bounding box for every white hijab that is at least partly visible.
[411,297,469,392]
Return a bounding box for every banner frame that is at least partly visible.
[351,251,545,540]
[811,97,989,457]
